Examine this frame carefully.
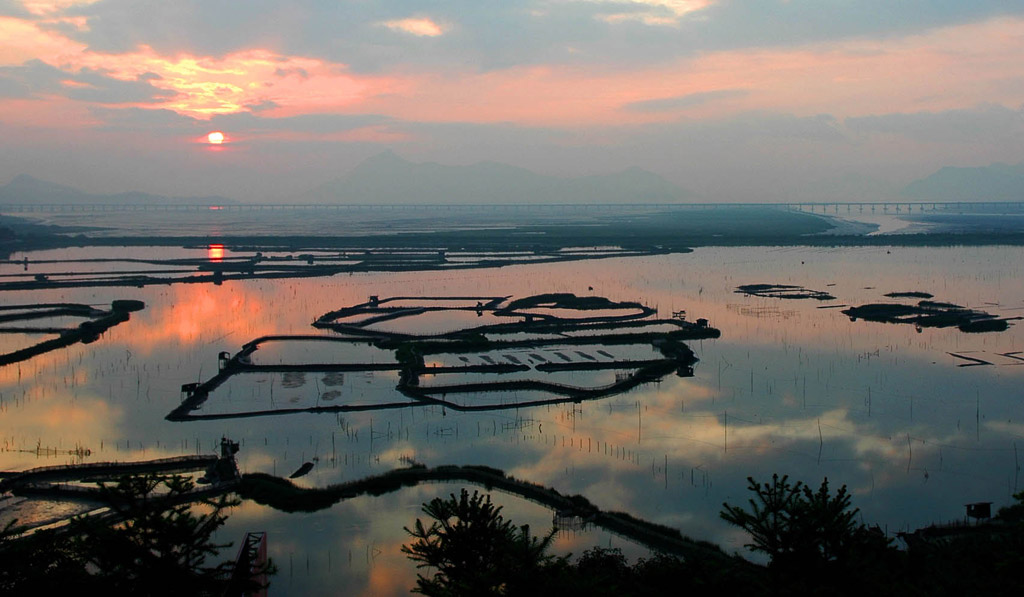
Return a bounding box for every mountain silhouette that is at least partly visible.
[901,162,1024,202]
[0,174,235,205]
[303,151,692,204]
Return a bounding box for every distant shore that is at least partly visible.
[5,206,1024,259]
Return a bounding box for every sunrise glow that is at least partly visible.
[2,4,1024,594]
[0,2,1021,201]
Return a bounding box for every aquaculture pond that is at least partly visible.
[2,244,1024,596]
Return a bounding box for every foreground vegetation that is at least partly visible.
[4,470,1022,594]
[403,476,1024,596]
[239,463,729,561]
[402,488,757,596]
[0,475,271,595]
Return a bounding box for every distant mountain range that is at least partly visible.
[6,157,1021,206]
[0,174,235,205]
[302,150,692,204]
[901,162,1024,202]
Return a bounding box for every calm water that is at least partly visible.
[2,244,1023,595]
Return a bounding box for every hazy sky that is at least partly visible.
[1,1,1023,202]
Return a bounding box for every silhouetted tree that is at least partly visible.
[402,490,763,596]
[67,474,242,594]
[720,474,805,562]
[402,489,557,595]
[0,519,91,592]
[0,474,271,595]
[998,489,1024,523]
[721,474,895,594]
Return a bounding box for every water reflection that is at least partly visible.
[208,244,225,262]
[2,245,1023,595]
[170,294,710,421]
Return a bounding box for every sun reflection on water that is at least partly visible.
[1,245,1023,595]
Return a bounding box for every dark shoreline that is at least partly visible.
[8,205,1024,292]
[12,231,1024,251]
[8,206,1024,256]
[237,464,737,563]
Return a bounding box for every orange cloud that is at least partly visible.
[20,0,100,17]
[0,16,85,64]
[586,0,716,26]
[70,48,396,118]
[1,17,398,119]
[2,11,1022,129]
[381,17,445,37]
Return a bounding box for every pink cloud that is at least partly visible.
[0,96,99,128]
[1,12,1022,132]
[362,17,1024,126]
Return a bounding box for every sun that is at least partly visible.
[207,131,225,145]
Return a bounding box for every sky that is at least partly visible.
[1,0,1023,202]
